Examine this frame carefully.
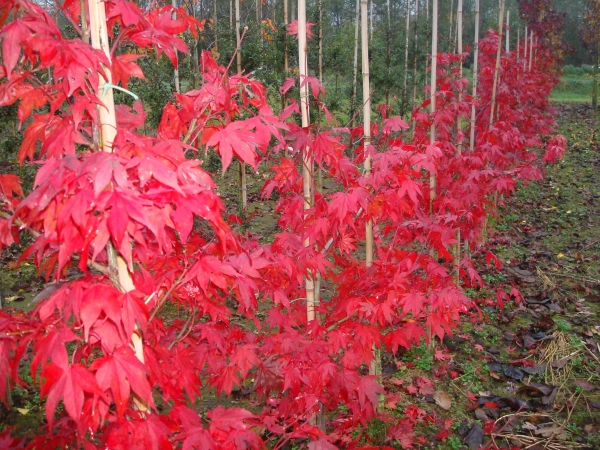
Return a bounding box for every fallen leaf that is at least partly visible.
[464,423,484,450]
[474,408,488,421]
[16,408,30,415]
[433,391,452,410]
[534,426,568,439]
[573,379,596,391]
[516,383,555,397]
[551,357,570,369]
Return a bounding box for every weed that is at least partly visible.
[444,436,465,450]
[403,342,434,371]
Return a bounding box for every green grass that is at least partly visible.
[551,68,595,102]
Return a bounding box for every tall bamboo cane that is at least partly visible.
[351,0,360,128]
[429,0,438,215]
[403,0,411,117]
[505,10,510,52]
[528,31,533,72]
[449,0,454,53]
[489,0,505,128]
[172,0,180,93]
[234,0,247,211]
[360,0,379,384]
[469,0,479,152]
[318,0,323,83]
[298,0,315,324]
[453,0,463,283]
[386,0,391,105]
[284,0,289,73]
[411,0,420,110]
[88,0,146,411]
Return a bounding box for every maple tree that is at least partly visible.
[0,0,567,448]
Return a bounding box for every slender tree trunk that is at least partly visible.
[489,0,505,128]
[403,0,411,117]
[469,0,479,152]
[89,0,146,411]
[172,0,180,93]
[230,0,233,29]
[351,0,360,128]
[429,0,438,215]
[298,0,315,324]
[412,0,420,110]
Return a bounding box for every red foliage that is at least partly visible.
[0,0,566,448]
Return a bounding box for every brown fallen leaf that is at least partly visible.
[573,379,596,391]
[516,383,555,398]
[534,426,568,440]
[551,357,570,369]
[433,390,452,410]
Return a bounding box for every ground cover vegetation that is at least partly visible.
[2,0,599,448]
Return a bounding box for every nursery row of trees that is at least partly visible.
[0,0,567,448]
[134,0,595,112]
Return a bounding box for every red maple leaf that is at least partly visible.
[286,20,316,40]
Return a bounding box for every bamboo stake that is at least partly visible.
[172,0,180,94]
[488,0,505,128]
[528,30,533,72]
[213,0,217,51]
[453,0,463,284]
[298,0,315,324]
[193,1,199,89]
[456,0,463,155]
[369,0,373,42]
[361,0,380,388]
[429,0,438,215]
[505,10,509,52]
[361,0,373,270]
[524,26,528,58]
[351,0,360,128]
[469,0,479,151]
[411,0,420,110]
[236,0,241,74]
[403,0,411,117]
[449,0,454,53]
[517,27,520,61]
[284,0,288,73]
[318,0,323,83]
[88,0,147,411]
[386,0,391,105]
[234,0,247,211]
[230,0,233,29]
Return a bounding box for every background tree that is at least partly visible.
[581,0,600,109]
